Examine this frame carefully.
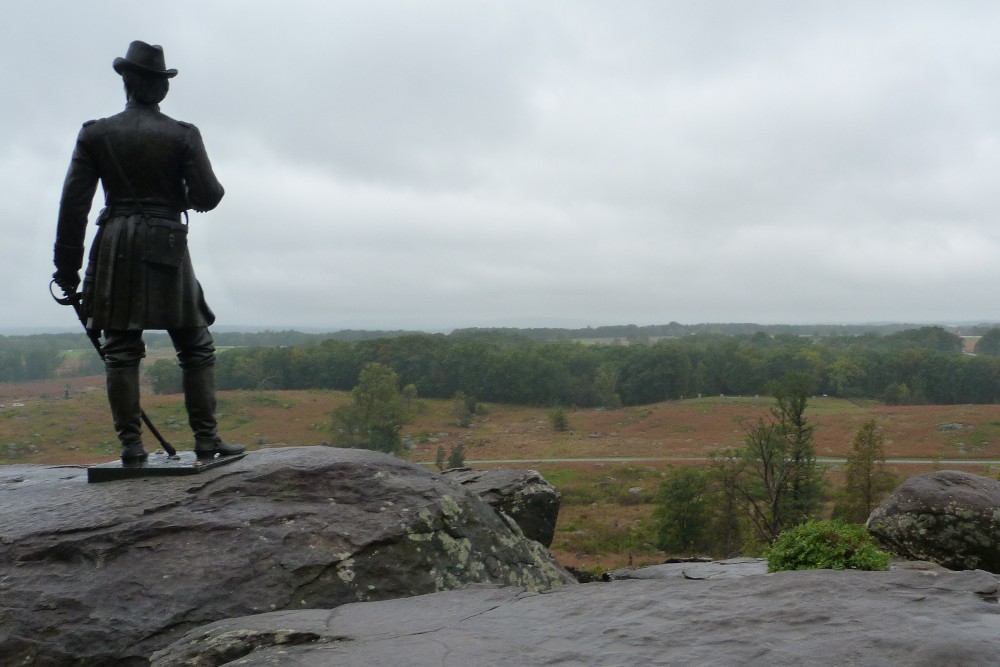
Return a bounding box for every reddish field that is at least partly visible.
[4,375,1000,468]
[4,374,998,572]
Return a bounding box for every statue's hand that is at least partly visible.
[52,269,80,297]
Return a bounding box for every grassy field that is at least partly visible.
[3,373,999,571]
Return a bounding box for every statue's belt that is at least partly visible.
[101,203,183,223]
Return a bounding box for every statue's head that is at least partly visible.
[113,40,176,105]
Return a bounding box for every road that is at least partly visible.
[417,456,1000,467]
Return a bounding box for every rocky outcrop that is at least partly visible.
[151,568,1000,666]
[0,447,573,666]
[441,467,561,546]
[606,557,768,581]
[867,470,1000,573]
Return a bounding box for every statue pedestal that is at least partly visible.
[87,450,246,483]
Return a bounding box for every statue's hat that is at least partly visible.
[113,41,178,78]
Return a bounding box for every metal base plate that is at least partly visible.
[87,450,247,483]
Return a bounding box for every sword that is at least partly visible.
[49,280,178,457]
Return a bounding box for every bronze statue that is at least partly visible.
[52,41,244,462]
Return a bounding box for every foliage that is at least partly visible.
[834,420,898,523]
[446,443,466,468]
[770,373,821,525]
[401,383,419,414]
[733,376,823,543]
[435,444,446,470]
[549,408,569,432]
[765,520,891,572]
[883,326,963,353]
[330,362,405,455]
[706,450,747,558]
[0,350,63,383]
[452,391,474,427]
[15,323,1000,407]
[653,466,710,555]
[592,363,622,409]
[974,329,1000,356]
[146,359,182,395]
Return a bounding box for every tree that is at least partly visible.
[593,363,622,409]
[453,390,474,427]
[834,420,897,523]
[146,359,182,394]
[653,466,710,555]
[549,408,569,432]
[331,362,405,455]
[974,329,1000,356]
[735,417,793,542]
[435,444,447,471]
[770,373,821,525]
[447,443,466,468]
[706,449,745,558]
[733,376,823,544]
[401,383,419,414]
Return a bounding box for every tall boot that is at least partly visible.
[183,364,246,458]
[106,365,147,462]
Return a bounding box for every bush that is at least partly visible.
[146,359,182,394]
[765,519,891,573]
[447,443,466,468]
[549,408,569,432]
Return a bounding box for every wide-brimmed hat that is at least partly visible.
[112,40,178,78]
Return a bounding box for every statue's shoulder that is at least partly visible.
[81,116,110,129]
[78,117,107,138]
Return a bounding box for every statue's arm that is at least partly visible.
[54,125,100,274]
[181,124,224,212]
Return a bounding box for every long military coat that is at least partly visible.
[55,100,224,331]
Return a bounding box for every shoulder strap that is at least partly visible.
[102,135,188,226]
[103,135,149,221]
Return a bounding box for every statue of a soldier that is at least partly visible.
[52,41,244,462]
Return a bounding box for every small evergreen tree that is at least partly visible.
[834,420,897,523]
[435,444,447,471]
[706,449,745,558]
[653,466,710,555]
[447,443,466,468]
[550,408,569,432]
[453,391,473,427]
[770,373,821,525]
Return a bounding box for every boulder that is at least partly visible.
[867,470,1000,573]
[0,446,573,666]
[151,568,1000,666]
[441,467,560,546]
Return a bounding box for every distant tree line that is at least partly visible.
[0,350,64,383]
[12,324,1000,404]
[141,325,1000,405]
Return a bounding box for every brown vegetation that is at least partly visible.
[3,374,999,571]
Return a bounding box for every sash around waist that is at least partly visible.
[101,203,183,223]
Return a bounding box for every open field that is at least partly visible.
[3,374,999,571]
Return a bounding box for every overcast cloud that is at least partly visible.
[4,1,1000,332]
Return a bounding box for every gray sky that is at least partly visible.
[5,1,1000,332]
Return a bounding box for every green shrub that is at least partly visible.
[765,519,891,573]
[549,408,569,432]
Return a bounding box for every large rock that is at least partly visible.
[441,467,560,546]
[151,568,1000,666]
[867,470,1000,573]
[606,557,768,581]
[0,446,573,666]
